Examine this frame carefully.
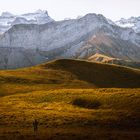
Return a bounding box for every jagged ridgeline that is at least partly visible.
[0,11,140,69]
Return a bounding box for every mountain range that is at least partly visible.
[0,10,140,69]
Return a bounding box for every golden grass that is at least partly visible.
[0,59,140,139]
[0,89,140,140]
[0,59,140,96]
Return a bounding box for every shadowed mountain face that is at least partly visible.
[0,59,140,97]
[0,47,47,69]
[0,13,140,69]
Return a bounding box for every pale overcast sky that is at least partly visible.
[0,0,139,21]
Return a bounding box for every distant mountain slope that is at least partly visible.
[0,47,47,69]
[0,12,140,69]
[88,53,120,62]
[0,59,140,96]
[75,33,140,61]
[88,53,140,69]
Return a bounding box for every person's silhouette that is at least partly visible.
[33,119,39,132]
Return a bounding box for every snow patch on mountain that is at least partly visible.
[116,17,140,33]
[0,10,54,34]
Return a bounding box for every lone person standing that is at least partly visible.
[33,119,39,133]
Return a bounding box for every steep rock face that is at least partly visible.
[0,13,140,49]
[0,10,54,34]
[0,47,47,69]
[0,14,109,49]
[0,13,140,69]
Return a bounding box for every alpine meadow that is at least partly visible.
[0,0,140,140]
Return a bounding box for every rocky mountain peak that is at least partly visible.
[1,12,15,18]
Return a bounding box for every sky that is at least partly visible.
[0,0,139,21]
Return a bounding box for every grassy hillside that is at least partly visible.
[44,59,140,87]
[88,53,140,69]
[0,59,140,96]
[0,59,140,139]
[0,89,140,140]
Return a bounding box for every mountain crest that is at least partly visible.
[1,12,15,18]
